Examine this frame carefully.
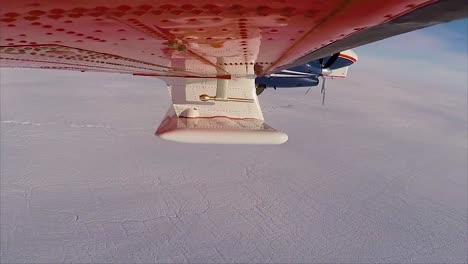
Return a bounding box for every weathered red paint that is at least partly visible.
[1,0,438,78]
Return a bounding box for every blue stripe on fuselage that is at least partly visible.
[255,56,354,88]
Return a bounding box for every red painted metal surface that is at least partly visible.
[1,0,438,78]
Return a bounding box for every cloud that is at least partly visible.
[353,20,467,90]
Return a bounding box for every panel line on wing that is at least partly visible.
[262,0,352,75]
[110,16,231,78]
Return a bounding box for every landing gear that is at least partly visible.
[256,84,266,95]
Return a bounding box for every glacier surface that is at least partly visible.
[1,69,467,263]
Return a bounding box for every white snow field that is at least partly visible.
[1,68,467,263]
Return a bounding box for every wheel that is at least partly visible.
[256,84,266,95]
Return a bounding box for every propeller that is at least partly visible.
[323,52,340,69]
[306,52,340,105]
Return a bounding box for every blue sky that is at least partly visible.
[354,19,467,88]
[424,19,468,52]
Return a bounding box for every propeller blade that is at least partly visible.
[321,76,326,106]
[323,53,340,69]
[319,58,324,67]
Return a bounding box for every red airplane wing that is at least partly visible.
[1,0,466,78]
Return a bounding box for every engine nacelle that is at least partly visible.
[254,49,357,91]
[255,76,319,88]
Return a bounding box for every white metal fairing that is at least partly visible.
[167,77,264,120]
[156,110,288,144]
[156,76,288,144]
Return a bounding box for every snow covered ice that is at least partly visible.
[1,69,467,263]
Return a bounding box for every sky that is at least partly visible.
[353,18,467,89]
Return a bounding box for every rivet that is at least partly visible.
[139,5,152,11]
[28,10,45,16]
[117,5,132,11]
[305,9,318,17]
[71,6,86,13]
[0,18,16,23]
[48,15,63,19]
[50,8,65,14]
[24,16,39,21]
[257,6,272,16]
[88,13,103,17]
[203,4,217,10]
[282,7,296,16]
[4,12,20,17]
[160,4,175,10]
[210,9,222,15]
[230,5,245,12]
[95,6,109,12]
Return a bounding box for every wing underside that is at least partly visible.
[1,0,466,78]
